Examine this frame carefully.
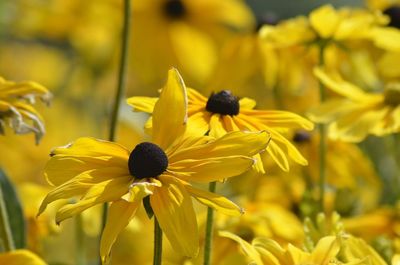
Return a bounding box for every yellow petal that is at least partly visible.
[309,5,340,38]
[100,200,140,265]
[209,114,227,138]
[150,176,199,257]
[51,137,129,163]
[169,130,270,163]
[152,68,187,149]
[126,96,157,113]
[313,68,378,102]
[122,178,162,202]
[310,236,340,264]
[369,27,400,52]
[169,156,254,183]
[218,231,263,265]
[54,177,131,223]
[241,109,314,130]
[264,140,290,172]
[45,156,127,186]
[185,185,243,216]
[252,237,290,265]
[0,250,46,265]
[169,22,217,83]
[239,97,257,109]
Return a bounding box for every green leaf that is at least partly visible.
[0,168,26,249]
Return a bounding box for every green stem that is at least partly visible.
[0,185,15,252]
[318,45,327,213]
[76,214,86,265]
[203,181,217,265]
[99,0,131,263]
[153,217,163,265]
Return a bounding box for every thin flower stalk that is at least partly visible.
[100,0,131,261]
[0,186,15,252]
[203,181,217,265]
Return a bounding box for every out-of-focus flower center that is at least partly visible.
[384,83,400,106]
[384,6,400,29]
[256,13,280,31]
[293,130,312,143]
[206,90,240,116]
[128,142,168,179]
[163,0,186,19]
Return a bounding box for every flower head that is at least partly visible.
[308,68,400,142]
[0,77,51,144]
[128,88,313,172]
[38,69,270,263]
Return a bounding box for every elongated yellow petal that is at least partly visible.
[219,231,263,265]
[152,68,187,149]
[169,131,270,163]
[313,68,378,102]
[209,114,227,138]
[169,156,254,183]
[185,185,243,216]
[100,200,140,265]
[150,176,199,257]
[0,250,46,265]
[239,97,256,109]
[45,156,128,186]
[126,96,157,113]
[252,237,290,265]
[309,5,340,38]
[51,137,129,162]
[241,109,314,130]
[310,236,340,264]
[264,140,290,172]
[55,177,131,223]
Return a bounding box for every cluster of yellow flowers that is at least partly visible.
[0,0,400,264]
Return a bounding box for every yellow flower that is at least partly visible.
[308,68,400,142]
[131,0,255,90]
[128,88,313,172]
[0,250,46,265]
[38,69,270,263]
[220,231,352,265]
[0,76,51,144]
[261,4,400,52]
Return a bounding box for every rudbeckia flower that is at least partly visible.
[308,68,400,142]
[261,4,400,52]
[37,69,270,263]
[0,250,46,265]
[128,88,313,172]
[131,0,255,90]
[220,231,356,265]
[0,76,51,144]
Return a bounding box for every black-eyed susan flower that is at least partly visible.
[261,4,400,52]
[128,88,313,172]
[38,69,270,263]
[308,68,400,142]
[220,231,354,265]
[0,76,51,144]
[131,0,255,90]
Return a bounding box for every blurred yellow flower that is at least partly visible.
[38,69,270,263]
[131,0,255,90]
[308,68,400,142]
[0,76,51,144]
[220,232,351,265]
[261,4,400,52]
[128,89,313,172]
[0,250,46,265]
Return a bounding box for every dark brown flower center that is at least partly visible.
[163,0,186,19]
[384,5,400,29]
[206,90,240,116]
[292,130,311,143]
[128,142,168,179]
